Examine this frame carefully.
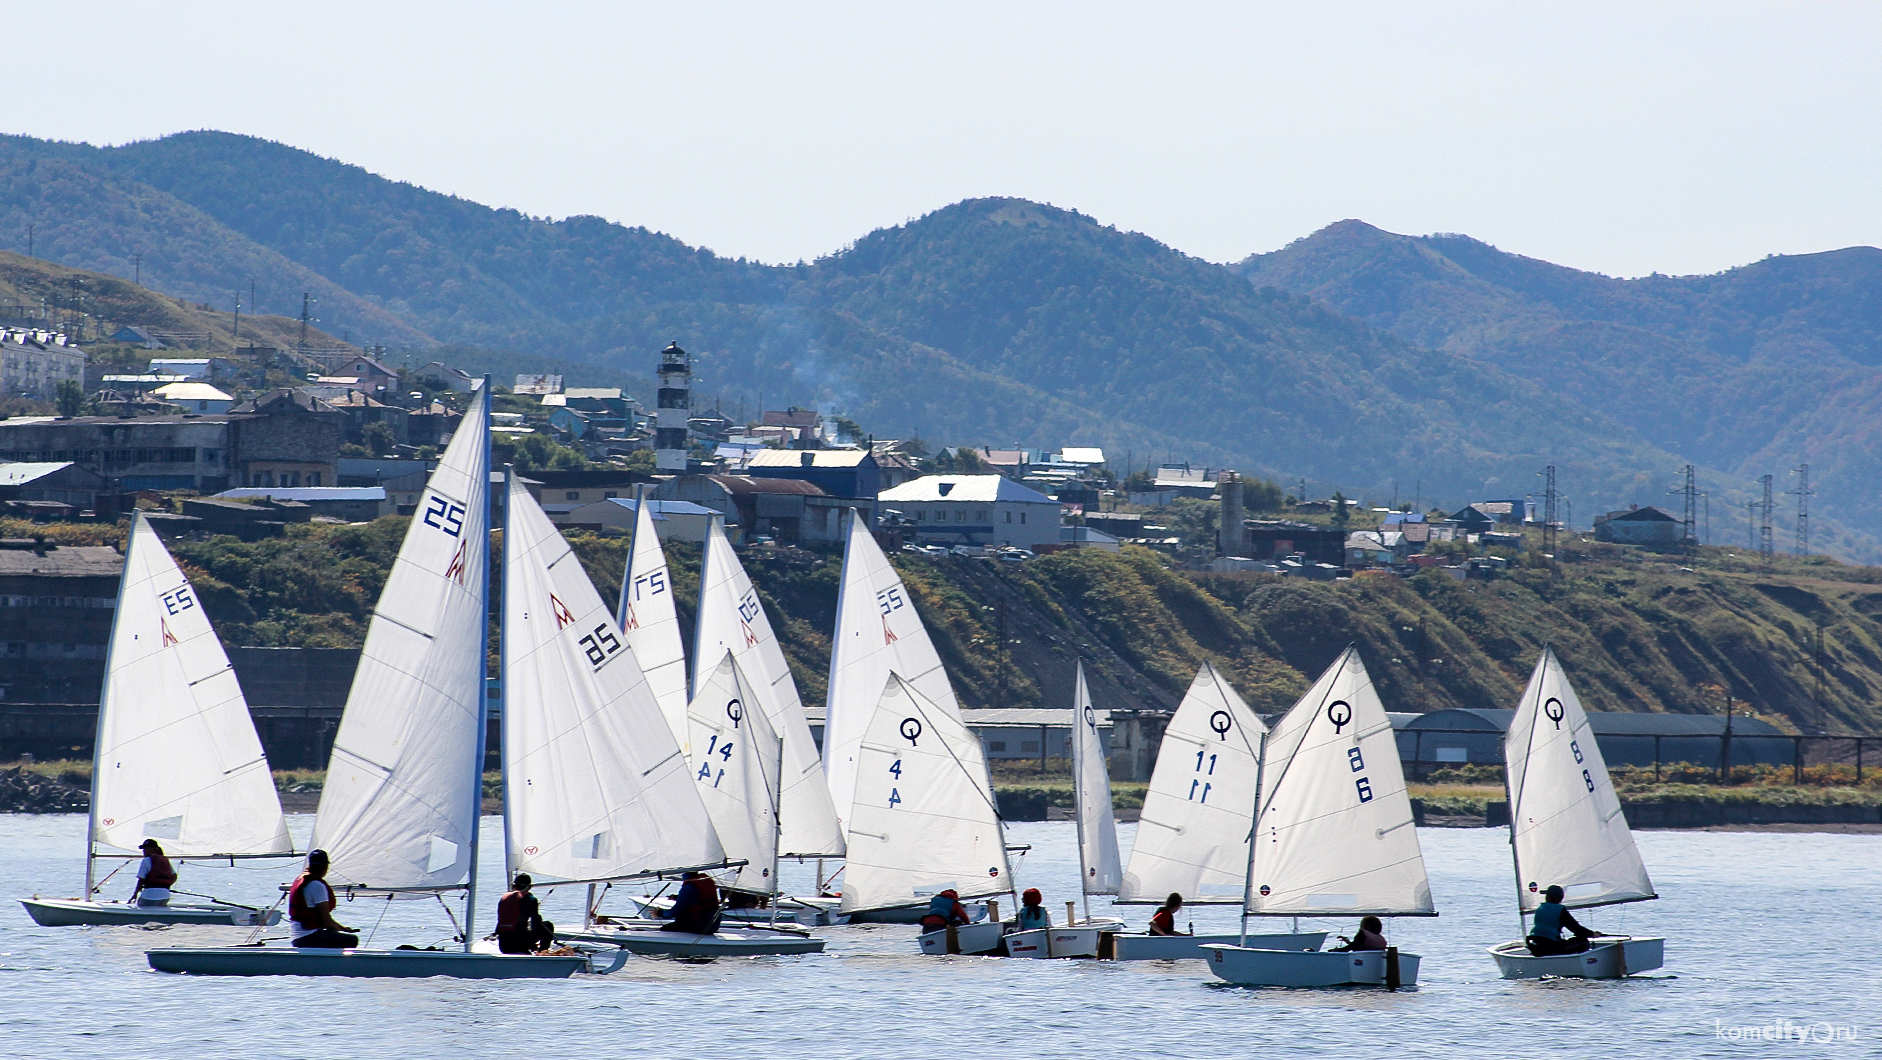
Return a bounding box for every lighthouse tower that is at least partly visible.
[655,341,691,473]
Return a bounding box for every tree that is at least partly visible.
[1331,490,1351,527]
[362,421,397,457]
[55,379,85,418]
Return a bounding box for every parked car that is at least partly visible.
[998,548,1035,563]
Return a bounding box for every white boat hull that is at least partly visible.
[560,927,825,957]
[145,947,585,978]
[1109,931,1326,961]
[1489,937,1664,979]
[917,921,1007,955]
[23,898,280,928]
[1047,925,1105,958]
[851,900,988,925]
[625,893,845,927]
[1003,928,1049,957]
[1203,944,1420,987]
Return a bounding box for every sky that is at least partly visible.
[9,1,1881,276]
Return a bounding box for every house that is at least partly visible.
[1150,465,1217,498]
[652,474,862,545]
[1056,525,1121,552]
[551,497,718,542]
[1447,505,1498,534]
[1460,500,1527,526]
[975,449,1030,478]
[217,486,389,522]
[148,357,237,380]
[2,330,87,400]
[110,325,166,348]
[762,408,821,432]
[1345,529,1408,567]
[413,362,478,393]
[0,462,116,514]
[1240,520,1347,566]
[1383,510,1431,543]
[310,388,411,446]
[878,474,1061,551]
[747,448,881,499]
[1594,505,1683,546]
[151,382,235,414]
[1057,447,1105,467]
[528,469,648,508]
[222,390,347,488]
[335,355,399,392]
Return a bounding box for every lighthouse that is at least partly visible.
[655,341,690,473]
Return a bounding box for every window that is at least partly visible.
[566,491,580,501]
[309,473,321,486]
[987,741,1007,752]
[915,510,926,522]
[604,491,617,499]
[955,509,965,521]
[1004,511,1012,523]
[1020,740,1040,752]
[1020,512,1027,524]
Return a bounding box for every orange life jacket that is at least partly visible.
[288,874,325,926]
[496,891,528,932]
[142,853,177,890]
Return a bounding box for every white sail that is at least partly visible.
[840,674,1012,914]
[1118,662,1267,903]
[825,511,962,825]
[617,495,688,746]
[687,652,782,895]
[1244,647,1434,918]
[311,389,490,893]
[693,516,845,857]
[1071,662,1122,896]
[89,512,291,858]
[1506,646,1655,912]
[503,477,724,884]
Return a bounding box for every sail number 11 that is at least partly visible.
[1189,749,1217,803]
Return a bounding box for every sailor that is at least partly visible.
[661,870,722,935]
[1525,885,1602,956]
[918,888,972,932]
[288,849,361,949]
[1148,892,1186,936]
[494,874,555,954]
[1017,888,1050,930]
[130,839,177,907]
[1331,916,1389,951]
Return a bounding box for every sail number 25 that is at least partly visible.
[1348,747,1373,803]
[577,623,622,669]
[422,495,466,537]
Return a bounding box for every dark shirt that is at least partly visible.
[1531,901,1595,941]
[1334,928,1389,951]
[1149,908,1178,935]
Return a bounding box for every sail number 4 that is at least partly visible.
[697,734,735,787]
[577,623,622,669]
[888,758,903,807]
[1348,747,1373,803]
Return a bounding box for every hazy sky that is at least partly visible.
[12,2,1880,276]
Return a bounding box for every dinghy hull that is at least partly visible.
[1047,926,1105,958]
[560,928,826,957]
[1003,928,1049,957]
[1109,931,1325,961]
[1202,944,1420,987]
[850,900,986,925]
[145,947,585,978]
[917,921,1007,955]
[1489,937,1664,979]
[23,898,279,928]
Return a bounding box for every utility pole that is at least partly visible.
[298,292,313,351]
[1757,474,1775,565]
[1668,464,1698,553]
[134,253,141,286]
[27,223,33,258]
[1537,465,1559,555]
[232,294,242,352]
[1787,464,1812,557]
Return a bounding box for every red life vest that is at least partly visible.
[1150,908,1175,934]
[496,891,527,932]
[288,874,325,926]
[142,853,177,890]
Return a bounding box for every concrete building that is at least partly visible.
[747,448,881,499]
[879,474,1061,551]
[151,382,235,414]
[334,355,399,392]
[310,387,410,447]
[1056,525,1121,551]
[0,541,120,704]
[1239,520,1347,566]
[529,469,649,509]
[653,474,865,545]
[0,462,115,514]
[147,358,237,380]
[2,329,86,401]
[1594,505,1682,547]
[655,343,690,473]
[553,497,718,541]
[217,486,389,522]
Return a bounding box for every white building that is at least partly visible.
[153,381,235,413]
[551,497,718,542]
[879,474,1061,550]
[2,330,86,400]
[415,362,479,392]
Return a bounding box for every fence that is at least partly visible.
[1400,726,1879,785]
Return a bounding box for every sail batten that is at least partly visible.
[310,390,491,894]
[1243,648,1434,918]
[1506,647,1655,912]
[694,517,845,857]
[825,512,964,828]
[840,674,1012,914]
[1117,662,1267,904]
[89,513,291,860]
[502,477,724,886]
[1071,662,1123,896]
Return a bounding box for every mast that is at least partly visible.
[462,381,494,952]
[500,463,516,886]
[86,511,140,900]
[1237,729,1268,947]
[1072,661,1089,923]
[1505,658,1540,939]
[690,512,717,700]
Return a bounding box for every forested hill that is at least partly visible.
[4,130,1882,556]
[1236,221,1882,562]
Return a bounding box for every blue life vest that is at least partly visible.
[1532,901,1566,940]
[1018,904,1049,930]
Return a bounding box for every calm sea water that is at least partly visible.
[1,815,1873,1059]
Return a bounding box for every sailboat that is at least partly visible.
[1204,647,1435,987]
[615,489,689,745]
[148,384,584,978]
[1006,661,1124,958]
[694,514,846,863]
[843,674,1014,956]
[500,475,804,959]
[1111,662,1325,960]
[1488,647,1663,979]
[24,511,293,928]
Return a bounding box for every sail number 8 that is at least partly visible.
[577,623,622,668]
[1349,747,1373,803]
